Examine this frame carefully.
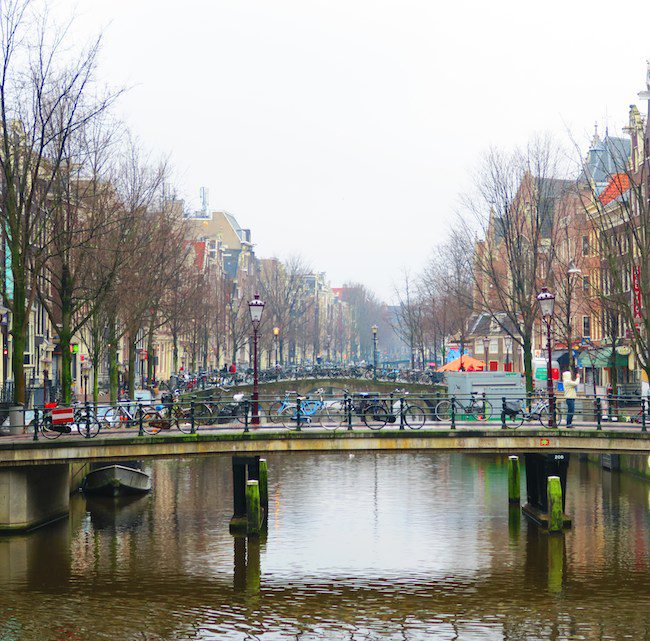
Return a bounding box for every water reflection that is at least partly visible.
[0,453,648,639]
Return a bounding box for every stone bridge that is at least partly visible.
[1,425,649,532]
[196,377,443,399]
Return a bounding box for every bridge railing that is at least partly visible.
[2,388,649,441]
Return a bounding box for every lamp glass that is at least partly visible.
[371,325,378,335]
[537,288,555,318]
[249,294,265,323]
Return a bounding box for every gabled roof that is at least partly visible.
[583,134,630,192]
[224,213,244,241]
[598,173,630,206]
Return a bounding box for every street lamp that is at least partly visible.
[41,354,52,404]
[81,359,92,404]
[537,287,556,427]
[504,335,513,371]
[482,336,490,371]
[273,326,280,367]
[371,325,378,380]
[566,260,582,373]
[248,294,265,426]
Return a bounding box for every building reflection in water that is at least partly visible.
[0,452,648,639]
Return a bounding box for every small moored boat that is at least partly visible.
[82,462,151,496]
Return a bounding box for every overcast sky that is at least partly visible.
[57,0,650,301]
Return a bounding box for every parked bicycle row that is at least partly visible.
[13,387,650,441]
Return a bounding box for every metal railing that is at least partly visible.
[2,388,650,442]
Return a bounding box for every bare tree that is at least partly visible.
[0,0,118,403]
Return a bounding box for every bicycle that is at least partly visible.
[501,397,564,428]
[360,390,428,430]
[434,389,493,422]
[267,389,339,429]
[141,393,194,435]
[38,403,102,439]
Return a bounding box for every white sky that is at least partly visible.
[56,0,650,301]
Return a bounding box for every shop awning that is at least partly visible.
[577,348,629,368]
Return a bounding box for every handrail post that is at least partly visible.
[138,403,144,436]
[190,400,196,434]
[296,396,302,432]
[33,407,39,442]
[501,396,507,429]
[243,399,250,433]
[450,395,456,430]
[596,396,602,431]
[399,397,405,430]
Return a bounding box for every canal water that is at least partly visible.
[1,452,650,640]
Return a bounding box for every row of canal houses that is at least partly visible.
[466,65,650,398]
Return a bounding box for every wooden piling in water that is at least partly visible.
[246,480,262,535]
[258,458,268,521]
[547,475,563,533]
[508,455,520,504]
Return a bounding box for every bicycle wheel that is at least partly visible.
[142,410,163,435]
[467,399,493,421]
[266,401,285,425]
[434,400,452,422]
[404,404,426,430]
[40,418,63,439]
[75,409,102,438]
[321,400,344,430]
[363,403,389,430]
[174,407,193,434]
[538,406,563,427]
[194,403,213,426]
[102,406,126,429]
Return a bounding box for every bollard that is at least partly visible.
[450,396,456,430]
[258,458,268,521]
[190,400,196,434]
[138,403,144,437]
[296,397,302,432]
[596,397,602,430]
[501,397,507,430]
[399,397,405,430]
[33,408,39,442]
[508,456,520,504]
[547,475,563,533]
[642,398,647,433]
[245,479,262,535]
[243,399,250,433]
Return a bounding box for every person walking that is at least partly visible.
[562,370,580,427]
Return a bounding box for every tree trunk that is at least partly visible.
[128,335,137,398]
[108,319,119,404]
[522,335,534,400]
[172,329,179,373]
[10,274,27,406]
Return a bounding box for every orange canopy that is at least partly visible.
[437,355,486,372]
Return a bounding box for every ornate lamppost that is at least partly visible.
[81,360,91,404]
[372,325,378,380]
[537,287,556,427]
[482,336,490,371]
[249,294,265,426]
[504,335,513,371]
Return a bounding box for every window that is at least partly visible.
[582,275,590,292]
[582,235,590,256]
[582,316,591,338]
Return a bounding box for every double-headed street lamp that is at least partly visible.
[249,294,265,426]
[371,325,378,380]
[537,287,556,427]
